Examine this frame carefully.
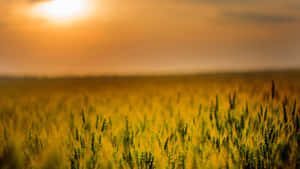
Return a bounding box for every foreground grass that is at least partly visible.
[0,72,300,169]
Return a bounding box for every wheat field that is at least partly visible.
[0,71,300,169]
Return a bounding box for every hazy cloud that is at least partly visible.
[182,0,255,4]
[171,0,264,6]
[223,11,299,23]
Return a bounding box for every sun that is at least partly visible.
[33,0,88,22]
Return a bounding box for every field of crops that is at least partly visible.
[0,71,300,169]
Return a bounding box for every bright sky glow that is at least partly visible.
[33,0,88,22]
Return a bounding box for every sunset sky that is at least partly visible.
[1,0,300,75]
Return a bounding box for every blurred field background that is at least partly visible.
[0,71,300,169]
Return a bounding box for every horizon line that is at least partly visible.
[0,68,299,79]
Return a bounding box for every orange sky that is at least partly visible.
[0,0,300,75]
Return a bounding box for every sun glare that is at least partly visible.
[33,0,88,22]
